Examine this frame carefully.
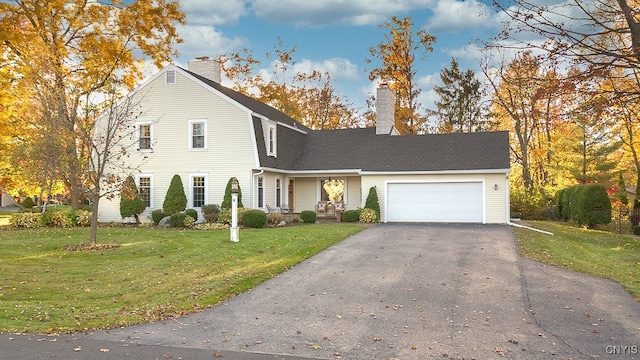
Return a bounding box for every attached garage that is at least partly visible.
[386,181,484,223]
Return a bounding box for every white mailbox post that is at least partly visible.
[230,177,240,242]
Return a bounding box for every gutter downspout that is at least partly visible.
[252,169,264,209]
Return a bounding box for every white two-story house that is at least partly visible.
[97,57,510,224]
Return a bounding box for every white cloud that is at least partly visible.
[424,0,495,32]
[249,0,437,26]
[175,25,249,62]
[442,43,484,62]
[292,58,361,82]
[179,0,247,26]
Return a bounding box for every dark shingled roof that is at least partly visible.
[294,128,510,172]
[183,67,509,173]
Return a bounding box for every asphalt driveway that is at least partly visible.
[2,224,639,359]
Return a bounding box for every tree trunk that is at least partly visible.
[89,195,100,244]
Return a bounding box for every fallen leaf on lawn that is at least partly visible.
[309,343,322,350]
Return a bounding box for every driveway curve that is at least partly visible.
[3,224,639,359]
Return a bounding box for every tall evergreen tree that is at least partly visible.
[434,58,485,133]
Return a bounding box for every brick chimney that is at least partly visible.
[187,56,221,83]
[376,83,395,135]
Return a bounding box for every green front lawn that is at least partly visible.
[0,224,365,333]
[514,221,640,301]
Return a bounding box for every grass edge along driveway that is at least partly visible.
[0,224,366,334]
[514,220,640,302]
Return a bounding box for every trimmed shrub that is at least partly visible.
[184,215,196,228]
[163,175,187,215]
[267,212,284,225]
[633,225,640,236]
[575,184,611,228]
[364,187,380,221]
[21,196,36,209]
[202,204,220,223]
[151,209,165,225]
[300,210,317,224]
[359,208,378,223]
[242,209,267,228]
[556,184,611,228]
[41,210,69,227]
[342,209,361,222]
[185,208,198,222]
[120,176,146,224]
[218,207,250,225]
[221,178,244,209]
[169,212,187,228]
[72,210,92,227]
[9,212,41,228]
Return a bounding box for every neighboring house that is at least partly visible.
[0,184,19,208]
[97,57,511,224]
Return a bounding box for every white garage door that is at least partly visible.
[387,182,483,223]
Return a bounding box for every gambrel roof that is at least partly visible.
[184,67,509,174]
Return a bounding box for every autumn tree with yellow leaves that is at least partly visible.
[219,41,358,130]
[367,16,436,134]
[0,0,185,243]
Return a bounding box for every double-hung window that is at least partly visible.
[166,70,176,84]
[136,175,152,208]
[190,174,207,208]
[275,178,282,208]
[189,120,207,150]
[137,123,152,151]
[257,176,264,208]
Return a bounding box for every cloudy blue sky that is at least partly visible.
[170,0,509,114]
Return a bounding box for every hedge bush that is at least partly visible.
[300,210,317,224]
[185,208,198,222]
[218,207,250,225]
[151,209,165,225]
[202,204,220,223]
[242,209,267,228]
[359,208,378,223]
[9,212,41,228]
[633,225,640,236]
[169,212,187,228]
[342,209,361,222]
[554,184,611,228]
[40,210,70,227]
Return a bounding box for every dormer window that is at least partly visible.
[166,70,176,84]
[268,124,277,157]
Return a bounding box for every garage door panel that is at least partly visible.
[387,182,483,223]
